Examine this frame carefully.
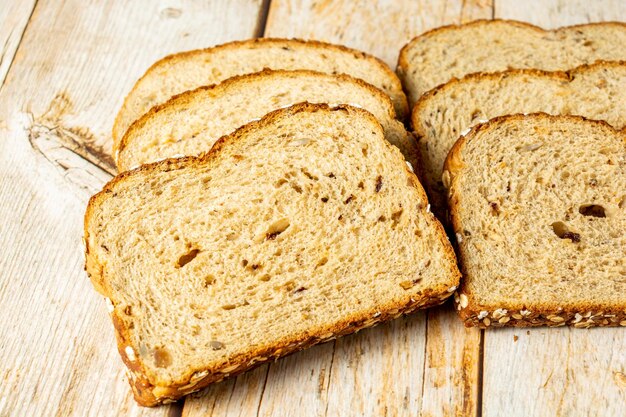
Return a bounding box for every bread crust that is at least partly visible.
[87,103,459,406]
[410,60,626,133]
[113,38,408,147]
[117,68,398,165]
[397,19,626,100]
[444,112,626,329]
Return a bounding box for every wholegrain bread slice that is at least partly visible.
[413,61,626,218]
[113,38,408,148]
[445,113,626,328]
[398,20,626,104]
[85,103,460,405]
[116,69,416,172]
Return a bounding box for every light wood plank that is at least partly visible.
[0,1,263,415]
[323,315,427,417]
[495,0,625,28]
[484,2,626,416]
[0,0,36,87]
[265,0,493,67]
[421,306,481,417]
[483,328,626,417]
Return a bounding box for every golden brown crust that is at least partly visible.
[113,38,408,147]
[444,113,626,329]
[397,19,626,79]
[87,103,459,406]
[116,68,398,165]
[410,60,626,135]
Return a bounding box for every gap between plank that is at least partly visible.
[322,340,337,417]
[0,0,39,94]
[255,364,272,417]
[476,329,485,417]
[168,401,184,417]
[254,0,272,38]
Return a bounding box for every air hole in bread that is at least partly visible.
[300,168,318,181]
[177,248,200,268]
[265,218,290,240]
[579,204,606,218]
[551,221,581,242]
[391,209,404,227]
[153,347,172,368]
[259,274,270,282]
[203,274,215,287]
[290,183,303,193]
[375,176,383,192]
[316,257,328,268]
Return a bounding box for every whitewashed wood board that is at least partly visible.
[1,0,624,416]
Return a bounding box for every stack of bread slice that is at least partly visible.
[86,39,459,405]
[400,20,626,328]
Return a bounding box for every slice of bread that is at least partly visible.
[398,20,626,104]
[113,38,408,148]
[445,113,626,328]
[85,103,460,405]
[116,69,416,172]
[412,61,626,218]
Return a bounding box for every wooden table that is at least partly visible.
[1,1,624,416]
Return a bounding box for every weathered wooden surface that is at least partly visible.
[1,0,625,416]
[0,1,263,416]
[0,0,36,86]
[495,0,625,28]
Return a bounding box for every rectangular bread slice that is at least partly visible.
[116,69,416,172]
[412,61,626,219]
[398,20,626,104]
[113,38,408,148]
[85,103,460,405]
[445,113,626,328]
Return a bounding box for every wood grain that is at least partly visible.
[265,0,493,66]
[484,2,626,416]
[0,1,263,415]
[0,0,37,87]
[495,0,625,28]
[483,328,626,417]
